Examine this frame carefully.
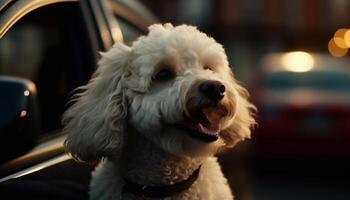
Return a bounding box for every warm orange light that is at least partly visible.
[27,82,36,94]
[281,51,314,72]
[20,110,27,118]
[345,29,350,47]
[328,38,348,57]
[333,28,348,48]
[333,37,347,48]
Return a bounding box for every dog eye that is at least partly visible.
[153,69,174,81]
[203,66,213,71]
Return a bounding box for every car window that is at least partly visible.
[0,3,96,135]
[115,17,143,45]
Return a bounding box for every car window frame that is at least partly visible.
[0,0,79,39]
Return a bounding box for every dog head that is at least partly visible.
[63,24,256,162]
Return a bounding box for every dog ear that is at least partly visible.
[221,83,256,148]
[63,43,131,163]
[148,23,174,33]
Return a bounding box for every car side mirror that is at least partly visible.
[0,76,40,163]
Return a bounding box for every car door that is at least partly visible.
[0,0,158,197]
[0,0,114,176]
[0,1,159,199]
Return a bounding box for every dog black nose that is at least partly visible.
[199,80,225,102]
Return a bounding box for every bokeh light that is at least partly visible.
[328,38,348,57]
[23,90,30,96]
[281,51,314,72]
[345,29,350,47]
[333,28,348,48]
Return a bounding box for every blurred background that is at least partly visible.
[139,0,350,200]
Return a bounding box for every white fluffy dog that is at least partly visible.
[63,23,255,200]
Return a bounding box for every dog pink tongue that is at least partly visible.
[198,122,220,136]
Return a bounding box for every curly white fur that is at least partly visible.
[63,23,256,200]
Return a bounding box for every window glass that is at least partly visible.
[0,3,96,134]
[115,17,143,45]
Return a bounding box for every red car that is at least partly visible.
[252,52,350,160]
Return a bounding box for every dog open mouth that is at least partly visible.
[177,106,228,143]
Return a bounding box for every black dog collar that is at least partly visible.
[122,166,201,198]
